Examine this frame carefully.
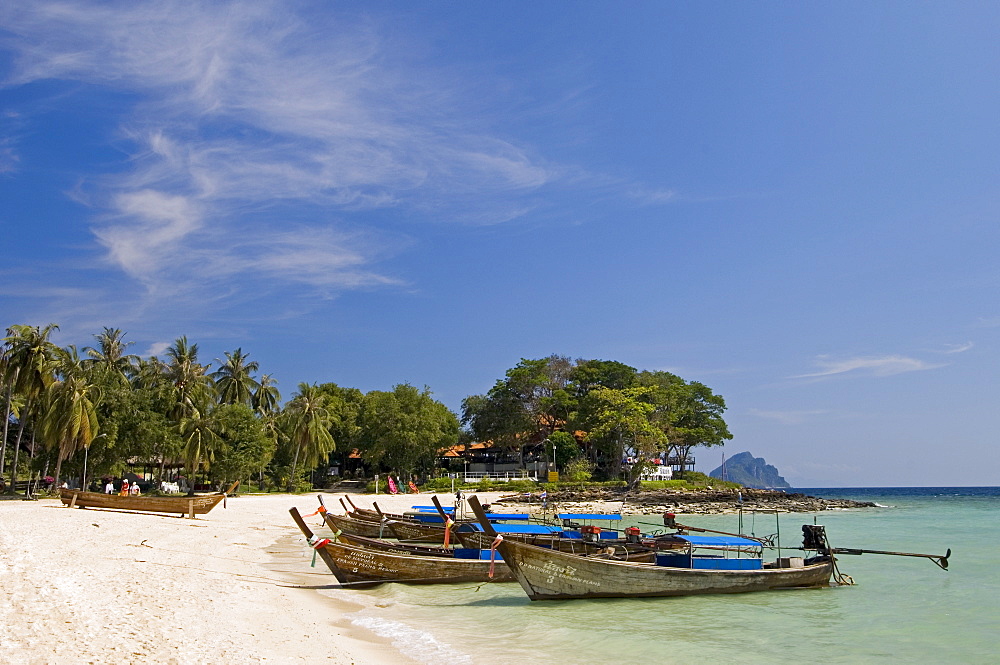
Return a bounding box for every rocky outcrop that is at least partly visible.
[495,486,874,515]
[710,452,790,489]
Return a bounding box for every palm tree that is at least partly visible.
[178,410,222,495]
[283,383,335,492]
[132,356,168,391]
[164,336,213,421]
[84,327,139,386]
[212,348,259,406]
[3,324,59,491]
[40,346,100,486]
[252,373,281,416]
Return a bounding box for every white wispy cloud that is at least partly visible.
[939,341,973,354]
[144,341,171,358]
[747,408,829,425]
[792,354,945,379]
[0,1,569,312]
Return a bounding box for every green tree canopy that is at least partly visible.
[581,386,663,480]
[357,384,459,477]
[210,403,274,487]
[637,370,733,472]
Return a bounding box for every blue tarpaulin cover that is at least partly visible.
[556,513,623,521]
[675,534,762,548]
[456,523,563,534]
[562,530,621,539]
[482,513,530,520]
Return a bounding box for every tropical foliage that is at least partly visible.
[2,324,732,493]
[462,355,732,480]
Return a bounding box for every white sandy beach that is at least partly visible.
[0,491,507,665]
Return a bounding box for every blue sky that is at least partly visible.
[2,2,999,486]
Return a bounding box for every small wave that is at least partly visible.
[873,503,893,508]
[348,612,472,665]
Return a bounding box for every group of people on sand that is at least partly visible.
[103,478,141,496]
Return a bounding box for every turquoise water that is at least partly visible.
[321,488,999,665]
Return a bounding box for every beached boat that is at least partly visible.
[336,495,418,523]
[323,511,400,538]
[468,495,836,600]
[333,530,456,557]
[289,506,515,586]
[58,481,239,518]
[386,518,457,543]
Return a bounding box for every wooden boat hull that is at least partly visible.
[497,538,834,600]
[58,482,237,517]
[334,531,454,557]
[312,538,514,586]
[386,520,456,543]
[457,530,667,560]
[324,512,396,538]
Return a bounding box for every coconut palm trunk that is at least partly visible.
[0,367,18,476]
[8,401,31,491]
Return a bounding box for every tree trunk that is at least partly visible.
[1,385,12,476]
[1,366,21,477]
[26,432,37,497]
[9,407,29,491]
[288,441,302,493]
[187,453,200,496]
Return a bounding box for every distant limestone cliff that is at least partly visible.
[710,452,791,489]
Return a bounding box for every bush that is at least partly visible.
[672,471,742,489]
[421,477,460,492]
[637,479,691,490]
[538,480,627,491]
[562,457,595,482]
[474,478,539,492]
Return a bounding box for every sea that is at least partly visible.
[317,487,999,665]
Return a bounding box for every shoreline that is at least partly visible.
[0,488,871,664]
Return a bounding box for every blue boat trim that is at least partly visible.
[456,523,563,534]
[556,513,623,521]
[674,534,762,547]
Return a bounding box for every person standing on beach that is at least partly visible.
[120,479,129,496]
[104,480,114,494]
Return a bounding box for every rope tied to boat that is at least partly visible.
[307,534,331,549]
[301,504,328,519]
[488,534,504,579]
[306,534,331,568]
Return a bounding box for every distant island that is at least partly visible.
[710,452,791,489]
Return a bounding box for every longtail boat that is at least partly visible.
[468,495,837,600]
[323,511,398,538]
[337,496,416,523]
[385,519,457,543]
[289,507,515,586]
[58,481,239,518]
[468,496,951,600]
[334,531,456,557]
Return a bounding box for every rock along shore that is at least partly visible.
[494,486,876,515]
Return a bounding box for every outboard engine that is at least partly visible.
[801,524,830,554]
[581,524,602,544]
[663,512,678,528]
[625,526,642,544]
